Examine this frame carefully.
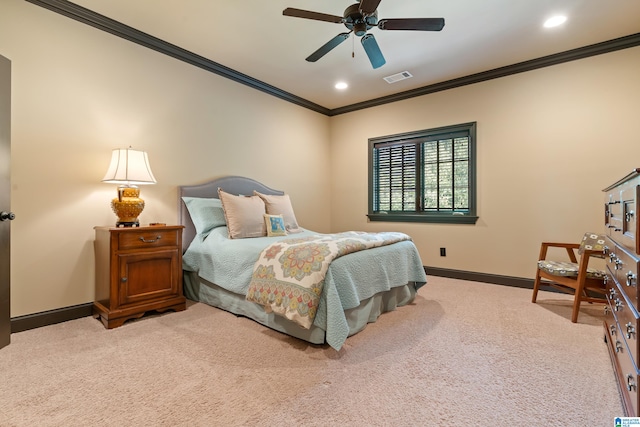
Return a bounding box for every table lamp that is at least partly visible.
[102,147,156,227]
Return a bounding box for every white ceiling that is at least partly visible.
[69,0,640,110]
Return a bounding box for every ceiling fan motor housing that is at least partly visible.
[344,3,378,37]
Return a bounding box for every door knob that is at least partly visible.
[0,211,15,221]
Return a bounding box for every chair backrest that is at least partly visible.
[578,232,606,258]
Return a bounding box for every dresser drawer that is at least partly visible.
[605,174,639,254]
[606,197,623,236]
[605,312,640,417]
[607,276,640,369]
[619,185,639,254]
[117,228,180,250]
[606,237,640,306]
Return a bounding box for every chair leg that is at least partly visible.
[571,292,582,323]
[532,270,542,303]
[571,279,589,323]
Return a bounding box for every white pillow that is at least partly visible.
[218,188,267,239]
[254,191,302,233]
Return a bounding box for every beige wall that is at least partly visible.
[330,46,640,278]
[2,1,639,318]
[0,1,330,317]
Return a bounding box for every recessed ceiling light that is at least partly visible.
[335,82,348,90]
[544,15,567,28]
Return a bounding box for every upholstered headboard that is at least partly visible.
[178,176,284,250]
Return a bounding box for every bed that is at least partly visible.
[179,176,427,350]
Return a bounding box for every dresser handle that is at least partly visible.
[626,322,636,339]
[610,324,617,336]
[609,253,616,263]
[615,298,623,312]
[628,374,637,392]
[609,287,616,299]
[615,258,623,270]
[626,211,635,222]
[607,225,622,231]
[616,340,624,353]
[627,271,637,287]
[139,235,162,243]
[604,306,610,315]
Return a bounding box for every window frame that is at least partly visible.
[367,122,478,224]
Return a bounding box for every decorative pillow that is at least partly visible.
[264,214,287,237]
[218,188,267,239]
[254,191,302,233]
[181,197,226,236]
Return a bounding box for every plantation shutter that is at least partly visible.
[373,141,417,212]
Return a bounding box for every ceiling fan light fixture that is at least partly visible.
[543,15,567,28]
[283,1,445,69]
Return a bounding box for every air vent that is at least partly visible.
[383,71,413,84]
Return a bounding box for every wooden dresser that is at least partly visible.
[603,168,640,416]
[93,225,186,329]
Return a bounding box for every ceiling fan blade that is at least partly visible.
[378,18,445,31]
[283,8,343,24]
[361,34,386,69]
[306,32,351,62]
[359,0,382,16]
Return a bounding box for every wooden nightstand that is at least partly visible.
[93,225,186,329]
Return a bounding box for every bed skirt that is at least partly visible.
[183,271,417,346]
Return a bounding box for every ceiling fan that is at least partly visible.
[283,0,445,69]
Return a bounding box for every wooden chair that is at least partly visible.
[531,232,607,323]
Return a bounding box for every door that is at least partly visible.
[0,54,12,350]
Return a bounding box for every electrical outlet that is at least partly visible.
[440,247,446,257]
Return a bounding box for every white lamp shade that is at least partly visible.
[102,148,156,185]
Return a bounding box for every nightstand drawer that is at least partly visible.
[118,228,179,250]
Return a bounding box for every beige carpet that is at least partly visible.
[0,276,623,426]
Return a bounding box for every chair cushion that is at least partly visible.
[578,232,606,258]
[537,260,606,280]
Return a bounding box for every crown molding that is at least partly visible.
[26,0,640,117]
[25,0,331,115]
[330,32,640,115]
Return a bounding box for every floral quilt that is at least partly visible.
[245,231,411,329]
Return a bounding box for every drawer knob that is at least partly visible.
[616,340,624,353]
[626,211,635,222]
[615,258,623,270]
[604,306,610,315]
[627,271,637,287]
[609,253,616,263]
[610,324,617,336]
[628,374,637,392]
[139,235,162,243]
[609,287,616,299]
[121,277,127,282]
[615,298,624,312]
[626,322,636,339]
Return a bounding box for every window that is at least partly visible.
[368,122,478,224]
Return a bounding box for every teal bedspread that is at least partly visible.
[182,227,427,350]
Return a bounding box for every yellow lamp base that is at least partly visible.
[111,186,145,227]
